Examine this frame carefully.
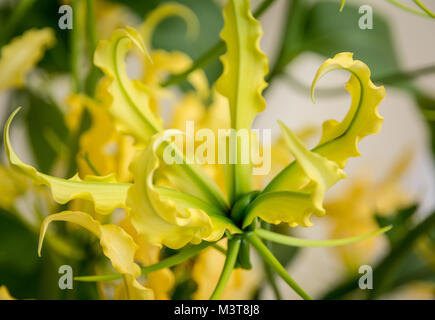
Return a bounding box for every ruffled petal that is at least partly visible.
[266,52,385,192]
[4,109,130,214]
[38,211,153,300]
[94,26,162,144]
[215,0,269,200]
[128,131,240,249]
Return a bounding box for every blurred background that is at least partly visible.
[0,0,434,300]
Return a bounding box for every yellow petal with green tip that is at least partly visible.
[4,108,131,215]
[39,211,153,300]
[94,26,162,145]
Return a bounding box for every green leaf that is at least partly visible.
[303,1,400,77]
[14,89,68,174]
[375,204,418,246]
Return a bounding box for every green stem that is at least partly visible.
[246,232,312,300]
[85,0,101,96]
[386,0,431,17]
[255,225,392,247]
[322,211,435,299]
[75,241,213,282]
[283,64,435,98]
[161,0,276,88]
[212,243,227,255]
[71,0,83,93]
[84,153,101,176]
[261,222,282,300]
[210,237,241,300]
[413,0,435,18]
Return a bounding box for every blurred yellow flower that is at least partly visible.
[325,150,414,270]
[0,28,55,91]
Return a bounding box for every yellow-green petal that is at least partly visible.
[340,0,346,12]
[243,122,345,228]
[140,2,199,49]
[128,131,239,250]
[39,211,154,300]
[216,0,269,201]
[94,26,162,145]
[4,108,131,215]
[266,52,385,192]
[0,28,55,91]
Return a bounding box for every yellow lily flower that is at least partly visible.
[0,28,55,91]
[2,0,388,300]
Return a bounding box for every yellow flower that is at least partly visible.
[0,165,29,210]
[0,28,55,91]
[325,150,414,270]
[2,0,388,300]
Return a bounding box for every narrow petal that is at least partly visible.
[216,0,269,200]
[4,109,131,214]
[216,0,268,130]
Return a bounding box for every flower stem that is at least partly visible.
[260,221,282,300]
[246,232,312,300]
[413,0,435,18]
[74,241,213,282]
[210,237,242,300]
[85,0,101,96]
[255,225,392,247]
[71,0,83,93]
[386,0,431,17]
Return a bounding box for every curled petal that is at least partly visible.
[94,26,162,144]
[244,122,345,228]
[266,52,385,193]
[0,28,55,91]
[4,108,131,214]
[39,211,153,300]
[128,131,240,249]
[140,2,199,49]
